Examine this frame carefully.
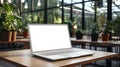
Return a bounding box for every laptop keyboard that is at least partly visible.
[39,48,83,56]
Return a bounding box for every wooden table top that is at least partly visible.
[15,37,120,46]
[0,38,29,44]
[0,49,118,67]
[71,38,120,46]
[1,36,120,45]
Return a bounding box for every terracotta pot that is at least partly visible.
[23,32,28,38]
[102,33,110,41]
[0,31,12,41]
[11,31,17,41]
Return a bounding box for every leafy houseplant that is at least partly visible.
[75,29,83,39]
[0,2,22,41]
[102,21,113,41]
[91,23,99,41]
[21,21,29,38]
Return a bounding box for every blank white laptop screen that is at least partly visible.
[28,24,72,52]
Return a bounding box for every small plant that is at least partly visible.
[102,21,113,34]
[22,26,28,38]
[75,29,83,39]
[91,23,100,34]
[90,22,100,41]
[22,26,28,32]
[101,21,113,41]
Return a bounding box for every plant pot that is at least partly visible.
[0,31,12,41]
[102,33,110,41]
[11,31,17,41]
[76,32,83,39]
[91,32,98,41]
[23,32,28,38]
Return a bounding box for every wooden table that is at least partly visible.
[71,38,120,52]
[71,39,120,45]
[15,38,120,51]
[0,49,118,67]
[0,38,30,49]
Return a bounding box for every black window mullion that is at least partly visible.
[70,4,73,22]
[82,0,85,30]
[31,0,34,23]
[62,0,64,23]
[107,0,112,21]
[44,0,48,24]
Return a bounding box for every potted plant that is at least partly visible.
[90,23,100,41]
[102,21,113,41]
[21,21,29,38]
[102,30,110,41]
[0,2,22,41]
[22,26,28,38]
[75,29,83,39]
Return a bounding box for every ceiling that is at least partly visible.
[63,0,120,15]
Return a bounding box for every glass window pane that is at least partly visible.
[11,0,16,4]
[64,6,70,22]
[22,0,32,12]
[72,0,82,3]
[73,4,82,23]
[22,13,32,25]
[48,0,60,8]
[47,8,61,23]
[34,0,45,10]
[38,11,45,23]
[32,11,44,23]
[64,0,71,4]
[85,2,94,12]
[32,12,38,23]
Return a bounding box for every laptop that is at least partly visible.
[28,24,94,61]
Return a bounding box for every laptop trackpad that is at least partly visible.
[45,55,68,60]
